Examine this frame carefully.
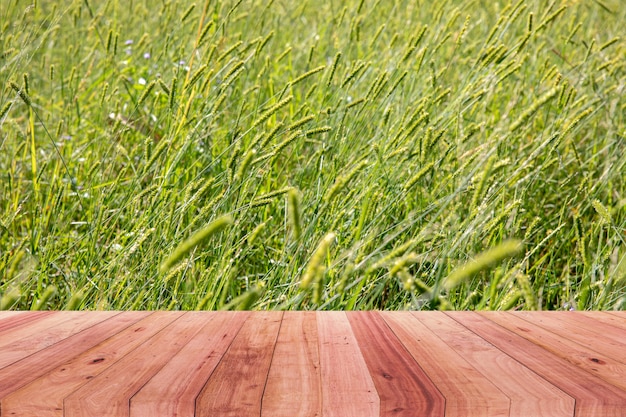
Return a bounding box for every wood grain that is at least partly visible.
[0,312,623,417]
[349,311,445,417]
[0,311,52,333]
[485,312,626,391]
[580,311,626,332]
[64,311,196,417]
[0,311,117,369]
[317,311,379,417]
[512,311,626,364]
[381,312,508,417]
[454,312,626,416]
[195,311,283,417]
[432,312,575,417]
[605,311,626,320]
[130,311,249,417]
[262,311,322,417]
[1,312,159,416]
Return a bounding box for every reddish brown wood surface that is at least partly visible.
[64,312,190,417]
[483,312,626,391]
[195,311,283,417]
[430,312,575,417]
[511,311,626,365]
[0,311,624,416]
[381,312,509,417]
[0,311,53,333]
[2,312,154,416]
[580,311,626,333]
[458,312,626,416]
[317,311,379,417]
[130,312,249,417]
[261,311,321,417]
[348,311,445,417]
[0,311,118,369]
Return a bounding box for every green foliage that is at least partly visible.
[0,0,624,310]
[160,215,233,273]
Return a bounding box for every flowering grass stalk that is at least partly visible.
[0,0,624,311]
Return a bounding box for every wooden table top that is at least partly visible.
[0,311,624,416]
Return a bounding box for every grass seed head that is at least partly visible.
[137,80,156,106]
[327,52,342,87]
[443,240,524,291]
[290,65,325,87]
[9,81,31,106]
[197,20,214,46]
[300,232,336,294]
[160,215,233,273]
[181,3,196,22]
[0,290,21,310]
[288,188,302,240]
[0,101,12,123]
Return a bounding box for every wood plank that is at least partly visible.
[195,311,283,417]
[0,311,622,416]
[380,312,507,417]
[583,311,626,331]
[0,312,146,399]
[605,311,626,320]
[0,312,172,416]
[129,312,249,417]
[64,311,201,417]
[0,311,118,369]
[316,311,379,417]
[429,312,574,417]
[453,311,626,416]
[513,311,626,364]
[485,312,626,391]
[0,311,52,333]
[261,311,322,417]
[349,312,446,417]
[0,312,73,351]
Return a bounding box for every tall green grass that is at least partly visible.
[0,0,624,310]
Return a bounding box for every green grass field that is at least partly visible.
[1,0,624,310]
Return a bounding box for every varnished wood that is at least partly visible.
[432,312,575,417]
[195,311,283,417]
[261,312,322,417]
[0,311,623,417]
[130,312,249,417]
[349,312,445,417]
[455,312,626,416]
[382,312,508,417]
[317,311,379,417]
[485,312,626,391]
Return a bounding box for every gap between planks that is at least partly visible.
[0,312,625,417]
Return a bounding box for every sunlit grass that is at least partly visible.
[0,0,624,310]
